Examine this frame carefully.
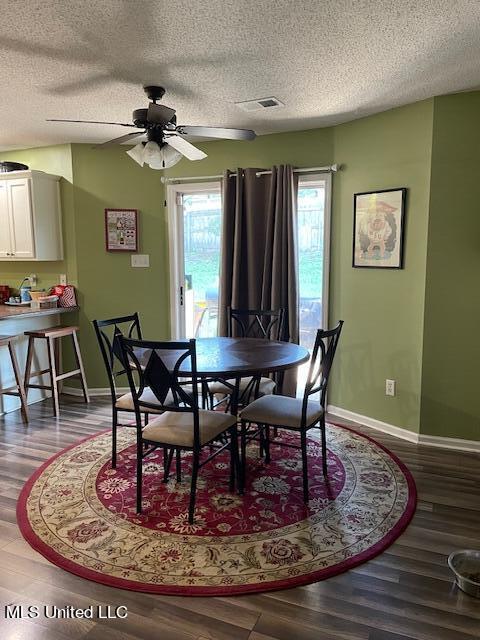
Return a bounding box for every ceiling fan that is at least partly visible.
[47,85,256,169]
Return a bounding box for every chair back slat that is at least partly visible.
[228,307,285,341]
[120,337,201,448]
[302,321,344,418]
[92,313,142,402]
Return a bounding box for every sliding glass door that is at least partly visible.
[168,173,331,348]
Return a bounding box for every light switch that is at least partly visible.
[131,254,150,268]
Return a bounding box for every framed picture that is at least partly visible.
[105,209,138,252]
[352,188,406,269]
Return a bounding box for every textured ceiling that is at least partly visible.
[1,0,480,150]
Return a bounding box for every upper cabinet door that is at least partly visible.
[0,182,12,257]
[8,179,35,259]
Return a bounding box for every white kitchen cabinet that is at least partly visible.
[0,182,10,257]
[0,170,63,261]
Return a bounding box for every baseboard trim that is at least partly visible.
[417,434,480,453]
[327,405,419,444]
[327,405,480,453]
[1,391,51,416]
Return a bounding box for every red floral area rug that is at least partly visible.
[17,423,416,595]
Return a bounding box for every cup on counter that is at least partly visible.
[20,285,31,302]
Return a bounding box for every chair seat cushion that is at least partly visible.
[115,387,174,413]
[142,409,237,447]
[240,395,324,429]
[209,376,275,397]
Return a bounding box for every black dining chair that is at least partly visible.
[93,313,169,468]
[240,321,343,501]
[119,336,242,524]
[208,307,286,408]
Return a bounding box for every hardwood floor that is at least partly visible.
[0,396,479,640]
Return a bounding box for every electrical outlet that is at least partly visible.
[59,274,67,286]
[386,379,396,396]
[28,274,37,287]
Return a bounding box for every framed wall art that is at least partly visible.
[352,188,406,269]
[105,208,138,252]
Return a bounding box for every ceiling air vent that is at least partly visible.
[235,97,285,112]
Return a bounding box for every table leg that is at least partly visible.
[240,420,247,493]
[200,378,209,409]
[229,376,240,417]
[228,377,245,492]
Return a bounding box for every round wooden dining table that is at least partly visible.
[135,336,310,412]
[136,336,308,375]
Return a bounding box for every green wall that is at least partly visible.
[330,101,434,433]
[420,93,480,440]
[1,95,478,442]
[163,127,334,179]
[70,144,170,382]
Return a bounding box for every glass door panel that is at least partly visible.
[183,192,221,338]
[168,182,222,339]
[296,175,331,393]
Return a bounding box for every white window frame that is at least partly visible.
[297,172,332,331]
[166,181,221,339]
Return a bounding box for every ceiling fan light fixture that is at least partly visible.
[143,140,161,166]
[159,145,183,169]
[126,142,145,166]
[129,140,182,170]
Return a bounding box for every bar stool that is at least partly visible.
[24,325,89,416]
[0,335,28,423]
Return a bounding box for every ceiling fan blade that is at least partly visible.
[147,102,176,125]
[176,125,256,140]
[93,131,146,149]
[46,119,137,127]
[165,135,207,161]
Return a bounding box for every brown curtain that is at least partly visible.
[218,165,299,396]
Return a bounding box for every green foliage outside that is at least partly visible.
[185,250,323,301]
